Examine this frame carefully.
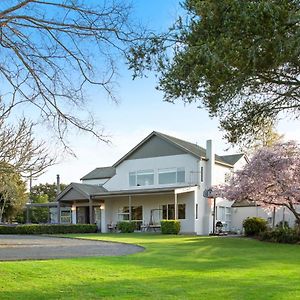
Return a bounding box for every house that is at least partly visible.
[231,200,295,231]
[56,131,248,235]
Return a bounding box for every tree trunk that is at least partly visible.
[0,201,6,223]
[285,203,300,232]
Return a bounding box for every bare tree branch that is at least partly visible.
[0,0,145,146]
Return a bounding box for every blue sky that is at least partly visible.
[36,1,300,185]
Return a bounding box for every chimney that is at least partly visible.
[56,174,61,195]
[206,140,215,188]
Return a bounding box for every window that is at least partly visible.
[178,204,186,219]
[219,206,225,221]
[162,204,186,220]
[158,168,185,184]
[218,206,231,230]
[121,206,143,221]
[129,170,154,186]
[196,203,198,219]
[225,172,232,183]
[200,166,204,182]
[61,208,71,224]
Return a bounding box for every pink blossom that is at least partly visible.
[213,141,300,222]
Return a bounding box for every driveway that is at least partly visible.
[0,235,144,261]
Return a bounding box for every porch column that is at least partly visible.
[71,206,76,224]
[89,197,93,224]
[100,203,106,233]
[174,193,178,220]
[57,201,61,224]
[128,196,132,221]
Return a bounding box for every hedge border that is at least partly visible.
[0,224,97,234]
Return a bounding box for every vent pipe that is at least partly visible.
[56,174,61,195]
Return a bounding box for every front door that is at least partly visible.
[76,207,89,224]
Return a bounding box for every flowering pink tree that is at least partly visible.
[213,141,300,223]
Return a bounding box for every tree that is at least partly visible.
[0,0,144,147]
[0,164,27,223]
[129,0,300,146]
[16,182,67,223]
[30,182,67,203]
[213,141,300,225]
[28,193,49,224]
[241,123,283,156]
[0,118,54,177]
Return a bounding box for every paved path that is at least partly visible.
[0,235,144,261]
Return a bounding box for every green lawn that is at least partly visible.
[1,234,300,299]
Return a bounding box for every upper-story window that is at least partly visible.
[225,171,233,183]
[129,169,154,186]
[158,167,185,185]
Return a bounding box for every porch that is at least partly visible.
[57,185,198,234]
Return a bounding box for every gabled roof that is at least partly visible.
[56,182,107,201]
[220,154,244,165]
[81,167,116,181]
[113,131,234,167]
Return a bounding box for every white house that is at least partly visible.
[56,131,248,234]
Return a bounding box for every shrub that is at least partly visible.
[243,217,268,236]
[117,221,136,233]
[161,220,181,234]
[276,221,290,229]
[0,224,97,234]
[259,227,300,244]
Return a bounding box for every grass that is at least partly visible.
[1,234,300,299]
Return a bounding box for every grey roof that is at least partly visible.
[156,132,229,164]
[71,183,107,195]
[220,154,244,165]
[57,184,194,202]
[81,167,116,180]
[91,185,194,198]
[113,131,235,167]
[56,182,107,202]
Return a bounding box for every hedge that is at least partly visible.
[259,227,300,244]
[161,220,181,234]
[117,221,136,233]
[243,217,268,236]
[0,224,97,234]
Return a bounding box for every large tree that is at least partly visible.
[0,117,54,177]
[214,141,300,225]
[0,164,27,223]
[129,0,300,146]
[0,0,144,147]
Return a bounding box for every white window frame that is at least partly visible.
[129,169,154,186]
[158,167,185,185]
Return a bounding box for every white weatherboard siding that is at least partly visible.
[214,164,232,185]
[233,157,248,171]
[56,132,253,235]
[104,154,199,191]
[231,206,295,233]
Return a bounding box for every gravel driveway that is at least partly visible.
[0,235,144,261]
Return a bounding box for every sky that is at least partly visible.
[35,0,300,186]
